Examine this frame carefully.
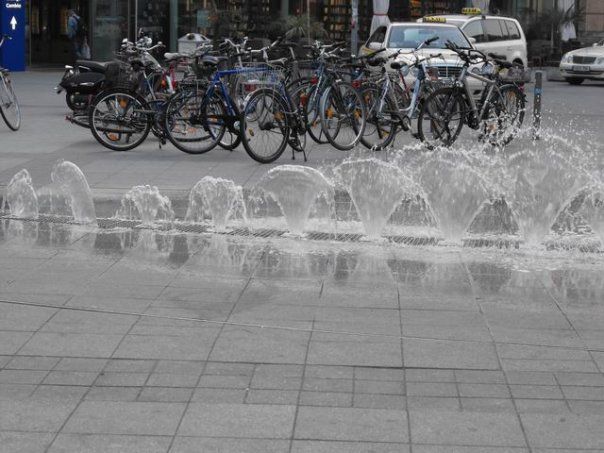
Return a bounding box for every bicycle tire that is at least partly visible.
[287,78,329,145]
[319,80,366,151]
[359,83,398,150]
[240,88,290,164]
[417,86,464,149]
[88,89,151,151]
[0,73,21,131]
[164,88,226,155]
[482,84,525,146]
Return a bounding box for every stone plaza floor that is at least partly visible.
[1,221,604,452]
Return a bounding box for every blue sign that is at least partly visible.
[0,0,26,71]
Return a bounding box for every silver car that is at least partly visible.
[559,39,604,85]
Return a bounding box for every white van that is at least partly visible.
[419,9,528,67]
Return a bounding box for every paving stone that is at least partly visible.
[460,397,516,412]
[0,331,32,355]
[303,377,353,393]
[0,400,77,432]
[0,383,36,400]
[353,393,407,410]
[505,371,557,386]
[197,374,250,389]
[458,383,510,398]
[84,386,141,402]
[113,334,216,361]
[405,369,455,383]
[308,333,403,368]
[40,311,137,334]
[48,434,171,453]
[300,391,352,407]
[509,385,564,400]
[407,396,461,410]
[103,359,156,373]
[291,440,410,452]
[43,371,99,386]
[138,387,193,403]
[245,389,298,405]
[19,332,124,358]
[170,437,289,453]
[209,326,310,364]
[295,406,408,443]
[0,304,57,331]
[0,369,48,384]
[63,401,186,435]
[407,382,458,397]
[178,403,295,438]
[5,356,60,370]
[0,431,53,453]
[514,399,570,414]
[191,388,246,404]
[410,409,526,447]
[95,372,149,387]
[54,358,107,372]
[305,365,353,380]
[30,385,88,401]
[521,413,604,449]
[353,367,405,382]
[404,339,499,370]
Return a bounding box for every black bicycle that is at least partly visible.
[0,35,21,131]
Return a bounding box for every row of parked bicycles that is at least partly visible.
[58,33,526,163]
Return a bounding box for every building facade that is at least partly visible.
[29,0,601,66]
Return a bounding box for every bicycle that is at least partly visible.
[0,35,21,131]
[418,42,525,148]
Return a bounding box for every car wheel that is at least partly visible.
[566,78,584,85]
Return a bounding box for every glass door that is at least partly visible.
[90,0,132,61]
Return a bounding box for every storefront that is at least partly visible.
[26,0,470,65]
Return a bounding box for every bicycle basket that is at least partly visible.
[236,62,285,94]
[105,61,140,91]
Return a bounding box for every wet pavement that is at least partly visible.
[2,219,604,451]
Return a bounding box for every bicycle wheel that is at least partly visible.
[0,72,21,131]
[359,83,398,150]
[241,88,290,164]
[89,90,151,151]
[288,79,328,145]
[164,88,225,155]
[320,80,366,151]
[417,87,464,149]
[482,84,525,146]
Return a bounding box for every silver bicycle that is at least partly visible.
[0,35,21,131]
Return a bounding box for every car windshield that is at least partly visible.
[387,25,471,49]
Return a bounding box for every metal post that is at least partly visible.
[351,0,359,56]
[533,70,543,140]
[170,0,178,51]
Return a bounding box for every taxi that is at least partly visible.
[418,8,528,68]
[559,39,604,85]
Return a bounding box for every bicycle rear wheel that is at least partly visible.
[359,83,398,150]
[417,87,464,149]
[164,88,226,155]
[320,81,366,151]
[482,84,525,146]
[89,90,151,151]
[0,72,21,131]
[241,88,290,164]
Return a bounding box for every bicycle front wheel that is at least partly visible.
[417,87,464,149]
[0,73,21,131]
[89,90,151,151]
[320,81,366,151]
[165,88,226,155]
[241,88,290,164]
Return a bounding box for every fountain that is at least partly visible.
[116,185,174,225]
[579,186,604,245]
[507,148,588,246]
[51,161,96,223]
[4,169,39,218]
[252,165,335,235]
[185,177,246,231]
[335,159,421,239]
[412,149,496,244]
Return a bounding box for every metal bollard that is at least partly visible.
[533,70,543,140]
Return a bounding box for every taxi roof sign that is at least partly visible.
[461,7,482,15]
[422,16,446,23]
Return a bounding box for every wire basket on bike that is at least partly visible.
[236,61,286,94]
[104,61,141,92]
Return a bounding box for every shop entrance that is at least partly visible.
[29,0,89,66]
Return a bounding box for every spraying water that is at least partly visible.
[185,177,246,231]
[51,161,96,224]
[414,150,495,244]
[4,169,39,218]
[336,159,420,239]
[116,185,174,225]
[579,185,604,246]
[253,165,335,235]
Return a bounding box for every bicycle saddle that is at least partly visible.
[164,52,186,62]
[390,61,405,70]
[201,55,228,66]
[76,60,110,73]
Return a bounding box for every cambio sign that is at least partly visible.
[0,0,25,71]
